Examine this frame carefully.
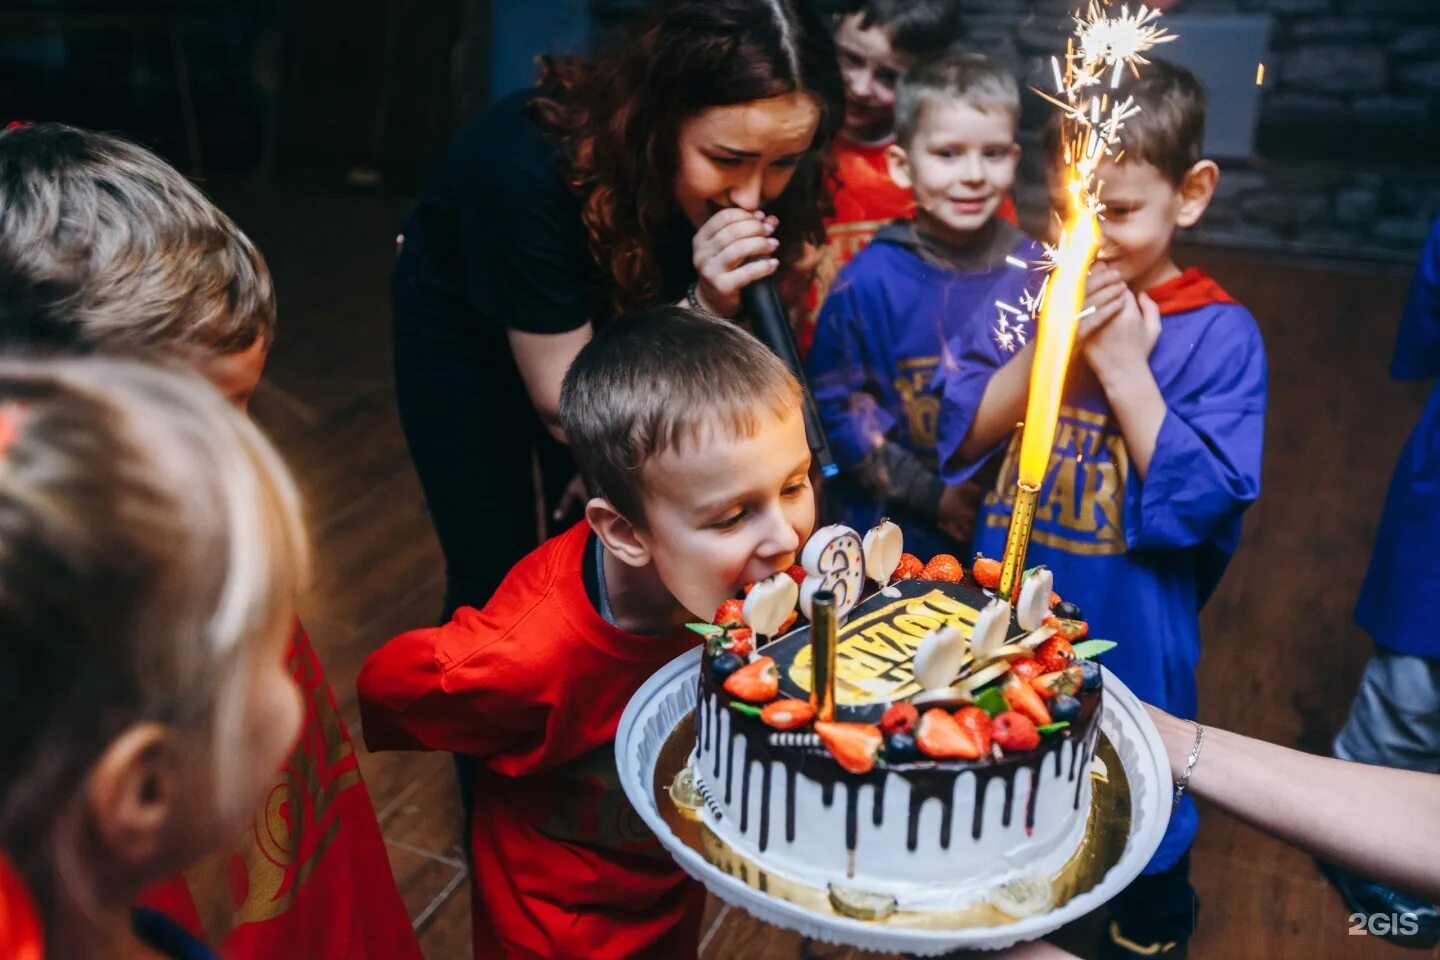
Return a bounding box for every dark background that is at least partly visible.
[2,0,1435,261]
[0,0,652,193]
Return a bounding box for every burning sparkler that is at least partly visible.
[996,2,1173,603]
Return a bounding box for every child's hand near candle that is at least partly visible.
[1075,262,1166,480]
[1076,262,1131,345]
[1081,286,1162,385]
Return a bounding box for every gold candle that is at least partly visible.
[809,590,838,722]
[998,482,1040,602]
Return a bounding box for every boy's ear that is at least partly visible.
[885,143,913,192]
[586,498,651,568]
[1175,159,1219,229]
[86,723,178,871]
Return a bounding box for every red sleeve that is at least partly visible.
[357,608,548,761]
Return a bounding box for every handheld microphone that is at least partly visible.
[740,277,839,478]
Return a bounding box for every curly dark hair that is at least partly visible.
[528,0,844,313]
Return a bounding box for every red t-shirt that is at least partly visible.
[139,627,420,960]
[358,522,705,959]
[802,138,1020,353]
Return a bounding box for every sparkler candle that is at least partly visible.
[996,1,1171,602]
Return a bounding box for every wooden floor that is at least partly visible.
[220,182,1432,959]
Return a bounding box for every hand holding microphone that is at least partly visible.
[738,274,838,479]
[690,209,780,318]
[687,206,837,477]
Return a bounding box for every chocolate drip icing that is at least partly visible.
[972,772,987,840]
[1001,766,1017,828]
[905,772,960,851]
[697,660,1104,858]
[759,760,773,852]
[844,783,860,852]
[740,755,752,834]
[785,766,797,843]
[1025,767,1040,836]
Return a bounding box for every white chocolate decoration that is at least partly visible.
[912,625,967,692]
[1016,567,1054,632]
[862,520,904,586]
[743,571,800,637]
[970,597,1012,662]
[798,524,866,621]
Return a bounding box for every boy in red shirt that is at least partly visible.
[359,308,818,958]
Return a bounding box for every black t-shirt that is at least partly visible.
[392,89,695,340]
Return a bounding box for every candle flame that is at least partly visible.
[1018,185,1099,486]
[1001,2,1172,481]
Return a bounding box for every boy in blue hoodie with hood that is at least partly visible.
[808,51,1038,560]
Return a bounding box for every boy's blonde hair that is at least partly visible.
[0,123,275,355]
[0,357,308,934]
[559,307,802,524]
[894,51,1020,146]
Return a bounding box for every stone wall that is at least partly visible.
[961,0,1440,262]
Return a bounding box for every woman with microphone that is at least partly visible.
[392,0,843,624]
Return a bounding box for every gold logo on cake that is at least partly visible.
[788,589,981,704]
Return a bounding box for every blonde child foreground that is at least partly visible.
[0,358,308,960]
[0,122,418,959]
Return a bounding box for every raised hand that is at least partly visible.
[1081,287,1161,388]
[1075,261,1130,343]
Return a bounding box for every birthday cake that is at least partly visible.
[691,522,1107,915]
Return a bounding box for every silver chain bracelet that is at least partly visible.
[686,280,711,316]
[1172,720,1205,809]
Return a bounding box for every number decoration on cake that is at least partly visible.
[798,524,866,621]
[861,520,903,588]
[743,571,800,639]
